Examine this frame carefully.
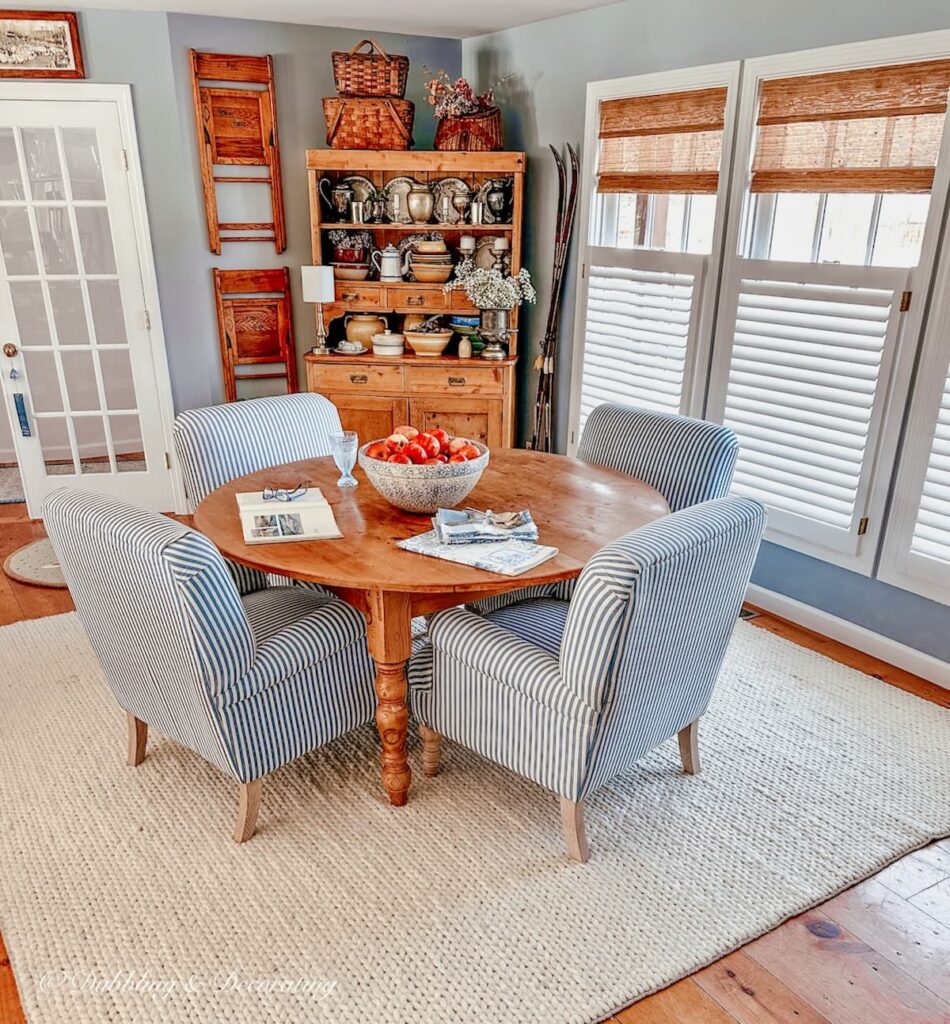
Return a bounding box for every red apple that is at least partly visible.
[416,433,441,458]
[393,425,419,440]
[365,441,390,461]
[448,453,468,463]
[424,457,442,465]
[403,442,428,465]
[457,443,481,460]
[448,436,471,455]
[386,432,409,450]
[430,428,450,448]
[388,452,411,464]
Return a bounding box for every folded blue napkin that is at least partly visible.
[432,508,539,545]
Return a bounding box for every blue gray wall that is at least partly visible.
[51,7,461,412]
[461,0,950,661]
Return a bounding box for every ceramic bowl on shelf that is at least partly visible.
[372,330,405,357]
[404,330,453,356]
[358,440,490,514]
[332,262,370,281]
[411,267,453,285]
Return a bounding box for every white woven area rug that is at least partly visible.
[1,612,948,1024]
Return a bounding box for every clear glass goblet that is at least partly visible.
[329,431,359,488]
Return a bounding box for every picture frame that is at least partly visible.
[0,11,84,79]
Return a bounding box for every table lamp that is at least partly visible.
[301,265,335,356]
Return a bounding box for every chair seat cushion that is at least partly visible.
[241,587,338,645]
[485,598,570,658]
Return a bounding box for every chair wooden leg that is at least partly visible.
[418,724,442,777]
[678,719,700,775]
[233,779,262,843]
[560,798,590,863]
[126,714,147,767]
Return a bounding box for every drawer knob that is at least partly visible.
[349,373,368,384]
[448,376,466,387]
[407,295,424,306]
[341,291,359,301]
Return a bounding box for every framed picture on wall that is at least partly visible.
[0,11,84,79]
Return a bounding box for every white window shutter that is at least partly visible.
[708,259,909,564]
[576,248,706,435]
[880,331,950,604]
[911,369,950,564]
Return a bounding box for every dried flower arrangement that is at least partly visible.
[422,68,513,120]
[444,266,536,311]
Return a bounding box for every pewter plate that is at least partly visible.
[341,175,375,205]
[382,175,413,223]
[432,177,470,225]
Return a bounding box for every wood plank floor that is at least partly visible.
[0,503,947,1024]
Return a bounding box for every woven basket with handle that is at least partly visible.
[323,97,415,150]
[434,108,504,152]
[332,38,409,98]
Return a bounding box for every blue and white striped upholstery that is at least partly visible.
[473,404,739,615]
[411,497,765,802]
[44,488,376,784]
[173,394,343,594]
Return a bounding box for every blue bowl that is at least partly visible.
[449,315,480,327]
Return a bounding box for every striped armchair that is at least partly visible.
[173,393,343,595]
[410,497,766,862]
[475,403,740,616]
[45,488,376,842]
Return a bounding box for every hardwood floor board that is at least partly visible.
[614,978,736,1023]
[875,846,950,900]
[909,878,950,930]
[745,910,950,1024]
[0,933,26,1024]
[694,949,833,1024]
[825,877,950,1004]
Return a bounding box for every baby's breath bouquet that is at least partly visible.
[444,266,536,310]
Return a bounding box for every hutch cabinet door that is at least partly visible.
[327,394,409,440]
[409,397,504,447]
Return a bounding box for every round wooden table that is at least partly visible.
[194,448,669,806]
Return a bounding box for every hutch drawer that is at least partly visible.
[407,364,504,396]
[308,361,405,394]
[384,285,448,312]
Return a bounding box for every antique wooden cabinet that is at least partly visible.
[303,150,525,446]
[304,354,516,446]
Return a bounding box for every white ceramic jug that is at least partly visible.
[371,243,411,282]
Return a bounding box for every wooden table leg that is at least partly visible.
[365,590,412,806]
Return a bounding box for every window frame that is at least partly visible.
[566,61,742,453]
[705,30,950,575]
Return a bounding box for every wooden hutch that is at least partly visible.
[304,150,525,446]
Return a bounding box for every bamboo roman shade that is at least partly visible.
[751,60,950,194]
[597,86,728,195]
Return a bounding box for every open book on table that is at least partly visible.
[236,489,342,544]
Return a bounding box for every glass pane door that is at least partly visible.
[0,95,174,516]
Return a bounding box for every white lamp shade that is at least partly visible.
[301,265,335,304]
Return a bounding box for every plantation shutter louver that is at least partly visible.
[577,250,706,431]
[909,365,950,565]
[752,59,950,193]
[597,87,727,194]
[716,262,908,551]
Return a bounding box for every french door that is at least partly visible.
[0,88,176,517]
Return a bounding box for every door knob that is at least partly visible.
[2,343,17,358]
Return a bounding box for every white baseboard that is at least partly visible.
[746,584,950,690]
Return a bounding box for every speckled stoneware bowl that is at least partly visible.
[358,441,490,514]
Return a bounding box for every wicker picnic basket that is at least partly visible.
[434,107,504,151]
[332,38,409,98]
[323,97,414,150]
